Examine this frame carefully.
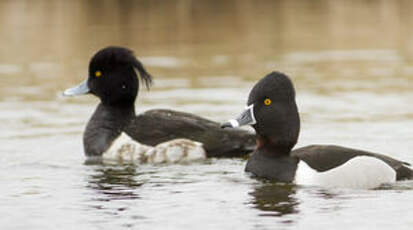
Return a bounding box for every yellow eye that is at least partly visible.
[264,98,271,105]
[95,71,102,78]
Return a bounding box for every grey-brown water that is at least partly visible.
[1,0,413,229]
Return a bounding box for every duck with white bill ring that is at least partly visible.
[221,71,413,189]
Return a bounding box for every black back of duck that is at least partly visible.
[125,109,256,157]
[291,145,413,180]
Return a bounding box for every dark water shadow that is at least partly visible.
[85,158,144,202]
[375,180,413,191]
[248,182,299,218]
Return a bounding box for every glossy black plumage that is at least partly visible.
[245,149,298,182]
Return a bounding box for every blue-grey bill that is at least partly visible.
[221,104,256,128]
[63,80,90,96]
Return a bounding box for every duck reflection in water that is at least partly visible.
[249,182,299,217]
[86,159,143,202]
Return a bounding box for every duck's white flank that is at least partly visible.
[295,156,396,189]
[103,132,206,163]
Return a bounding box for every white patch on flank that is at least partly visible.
[295,156,396,189]
[103,132,151,162]
[102,132,206,164]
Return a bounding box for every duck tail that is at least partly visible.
[396,164,413,181]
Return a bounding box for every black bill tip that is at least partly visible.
[220,122,232,129]
[220,120,239,129]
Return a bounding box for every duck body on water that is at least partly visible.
[64,46,255,162]
[222,72,413,189]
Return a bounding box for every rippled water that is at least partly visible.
[1,1,413,229]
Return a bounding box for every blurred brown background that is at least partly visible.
[1,0,412,102]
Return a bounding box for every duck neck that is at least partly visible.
[247,137,298,182]
[256,135,294,156]
[83,103,135,156]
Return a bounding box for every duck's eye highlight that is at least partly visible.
[264,98,272,106]
[95,71,102,78]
